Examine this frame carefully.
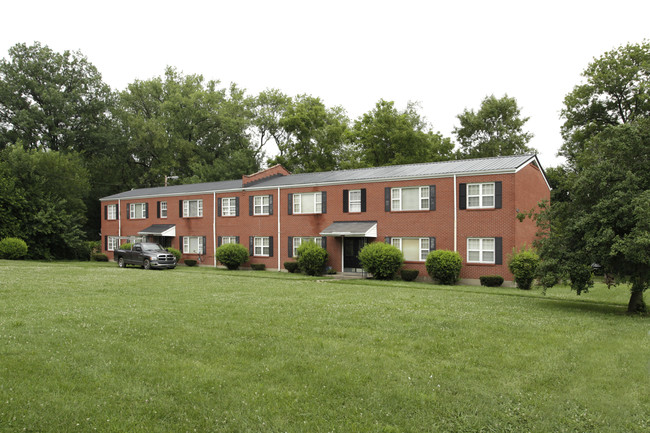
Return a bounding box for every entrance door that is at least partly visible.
[344,237,366,271]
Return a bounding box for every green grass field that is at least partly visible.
[0,261,648,432]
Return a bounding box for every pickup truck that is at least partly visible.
[115,242,177,269]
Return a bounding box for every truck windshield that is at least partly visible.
[141,243,164,251]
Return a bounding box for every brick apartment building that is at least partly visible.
[100,154,550,283]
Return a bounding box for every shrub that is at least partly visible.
[400,269,419,282]
[284,261,300,273]
[507,247,540,290]
[296,241,328,276]
[326,267,337,275]
[426,250,462,285]
[215,243,249,270]
[184,259,197,267]
[91,253,109,262]
[119,243,132,251]
[167,247,182,263]
[0,238,29,260]
[358,242,403,280]
[479,275,504,287]
[251,263,266,271]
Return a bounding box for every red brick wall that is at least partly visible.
[514,163,551,248]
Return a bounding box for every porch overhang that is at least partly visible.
[137,224,176,237]
[320,221,377,238]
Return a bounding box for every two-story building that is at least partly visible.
[100,154,550,283]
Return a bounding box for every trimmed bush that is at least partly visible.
[215,243,249,270]
[91,253,109,262]
[0,238,28,260]
[400,269,419,282]
[119,243,132,251]
[184,259,197,267]
[358,242,403,280]
[251,263,266,271]
[326,267,337,275]
[426,250,462,285]
[508,247,540,290]
[479,275,504,287]
[284,261,300,273]
[296,241,328,276]
[167,247,182,263]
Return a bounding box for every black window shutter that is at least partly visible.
[288,194,293,215]
[235,236,240,244]
[249,236,254,256]
[217,236,222,247]
[179,236,184,254]
[126,203,131,220]
[235,197,240,217]
[217,198,222,217]
[429,237,436,251]
[459,183,467,210]
[343,189,349,213]
[104,235,108,251]
[288,236,293,258]
[249,196,254,216]
[385,187,391,211]
[321,191,327,214]
[321,237,327,250]
[430,185,436,211]
[104,205,107,220]
[495,237,503,265]
[269,236,274,257]
[269,195,274,216]
[495,181,502,209]
[361,189,367,212]
[202,236,207,255]
[157,201,161,218]
[144,203,149,218]
[116,204,119,220]
[385,236,391,244]
[179,200,183,217]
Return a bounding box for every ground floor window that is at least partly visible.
[467,238,495,263]
[391,237,430,261]
[293,237,322,257]
[183,236,204,254]
[221,236,237,245]
[254,237,270,256]
[107,236,119,251]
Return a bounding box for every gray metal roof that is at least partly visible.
[320,221,378,237]
[101,154,540,201]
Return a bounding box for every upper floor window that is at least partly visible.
[129,203,148,219]
[221,198,237,217]
[183,199,203,218]
[254,195,270,215]
[467,238,495,264]
[467,183,495,209]
[349,190,361,212]
[160,201,167,218]
[391,186,429,211]
[106,204,117,220]
[293,192,322,214]
[391,237,431,261]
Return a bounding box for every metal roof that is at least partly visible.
[138,224,176,236]
[101,154,541,201]
[320,221,378,237]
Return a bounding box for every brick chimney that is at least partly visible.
[242,164,290,187]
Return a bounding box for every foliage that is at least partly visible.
[479,275,504,287]
[296,241,328,276]
[0,237,28,259]
[251,263,266,271]
[400,269,419,282]
[454,94,535,158]
[166,247,182,263]
[119,243,133,251]
[284,261,300,273]
[425,250,462,285]
[358,242,403,280]
[508,248,540,290]
[91,253,109,262]
[184,259,197,267]
[215,243,249,270]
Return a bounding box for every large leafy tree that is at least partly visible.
[348,99,454,168]
[454,94,535,158]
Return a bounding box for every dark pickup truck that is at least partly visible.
[115,242,177,270]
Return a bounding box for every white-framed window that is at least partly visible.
[293,192,322,214]
[391,186,429,211]
[183,199,203,218]
[254,195,270,215]
[349,190,361,213]
[183,236,204,254]
[467,238,495,264]
[107,204,117,220]
[391,237,430,261]
[107,236,119,251]
[254,237,270,257]
[160,201,167,218]
[221,236,237,245]
[221,198,237,217]
[293,237,322,257]
[130,203,147,219]
[467,183,495,209]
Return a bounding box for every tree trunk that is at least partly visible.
[627,289,646,313]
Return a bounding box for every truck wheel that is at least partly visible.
[143,259,151,270]
[118,257,125,268]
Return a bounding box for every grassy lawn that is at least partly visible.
[0,261,648,432]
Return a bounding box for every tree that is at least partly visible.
[250,88,292,160]
[348,99,454,168]
[454,94,535,158]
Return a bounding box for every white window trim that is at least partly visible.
[467,183,495,209]
[349,190,361,213]
[467,237,496,264]
[183,199,204,218]
[391,237,430,262]
[390,186,429,211]
[254,195,270,216]
[107,204,117,220]
[221,236,237,245]
[160,201,167,219]
[221,197,237,217]
[107,236,119,251]
[183,236,204,254]
[254,236,270,257]
[293,237,322,257]
[293,192,322,214]
[130,203,147,219]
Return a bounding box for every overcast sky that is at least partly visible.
[2,0,649,169]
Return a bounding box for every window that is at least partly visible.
[221,236,237,245]
[467,183,495,209]
[349,190,361,212]
[467,238,495,263]
[183,199,203,218]
[254,237,270,256]
[293,237,322,257]
[130,203,147,219]
[254,195,270,215]
[391,187,429,211]
[107,204,117,220]
[160,201,167,218]
[107,236,119,251]
[391,237,430,261]
[221,198,237,217]
[293,192,322,214]
[183,236,204,254]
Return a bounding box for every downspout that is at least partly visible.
[453,175,457,252]
[277,187,281,272]
[213,191,217,267]
[118,199,122,238]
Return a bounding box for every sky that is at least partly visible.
[2,0,649,169]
